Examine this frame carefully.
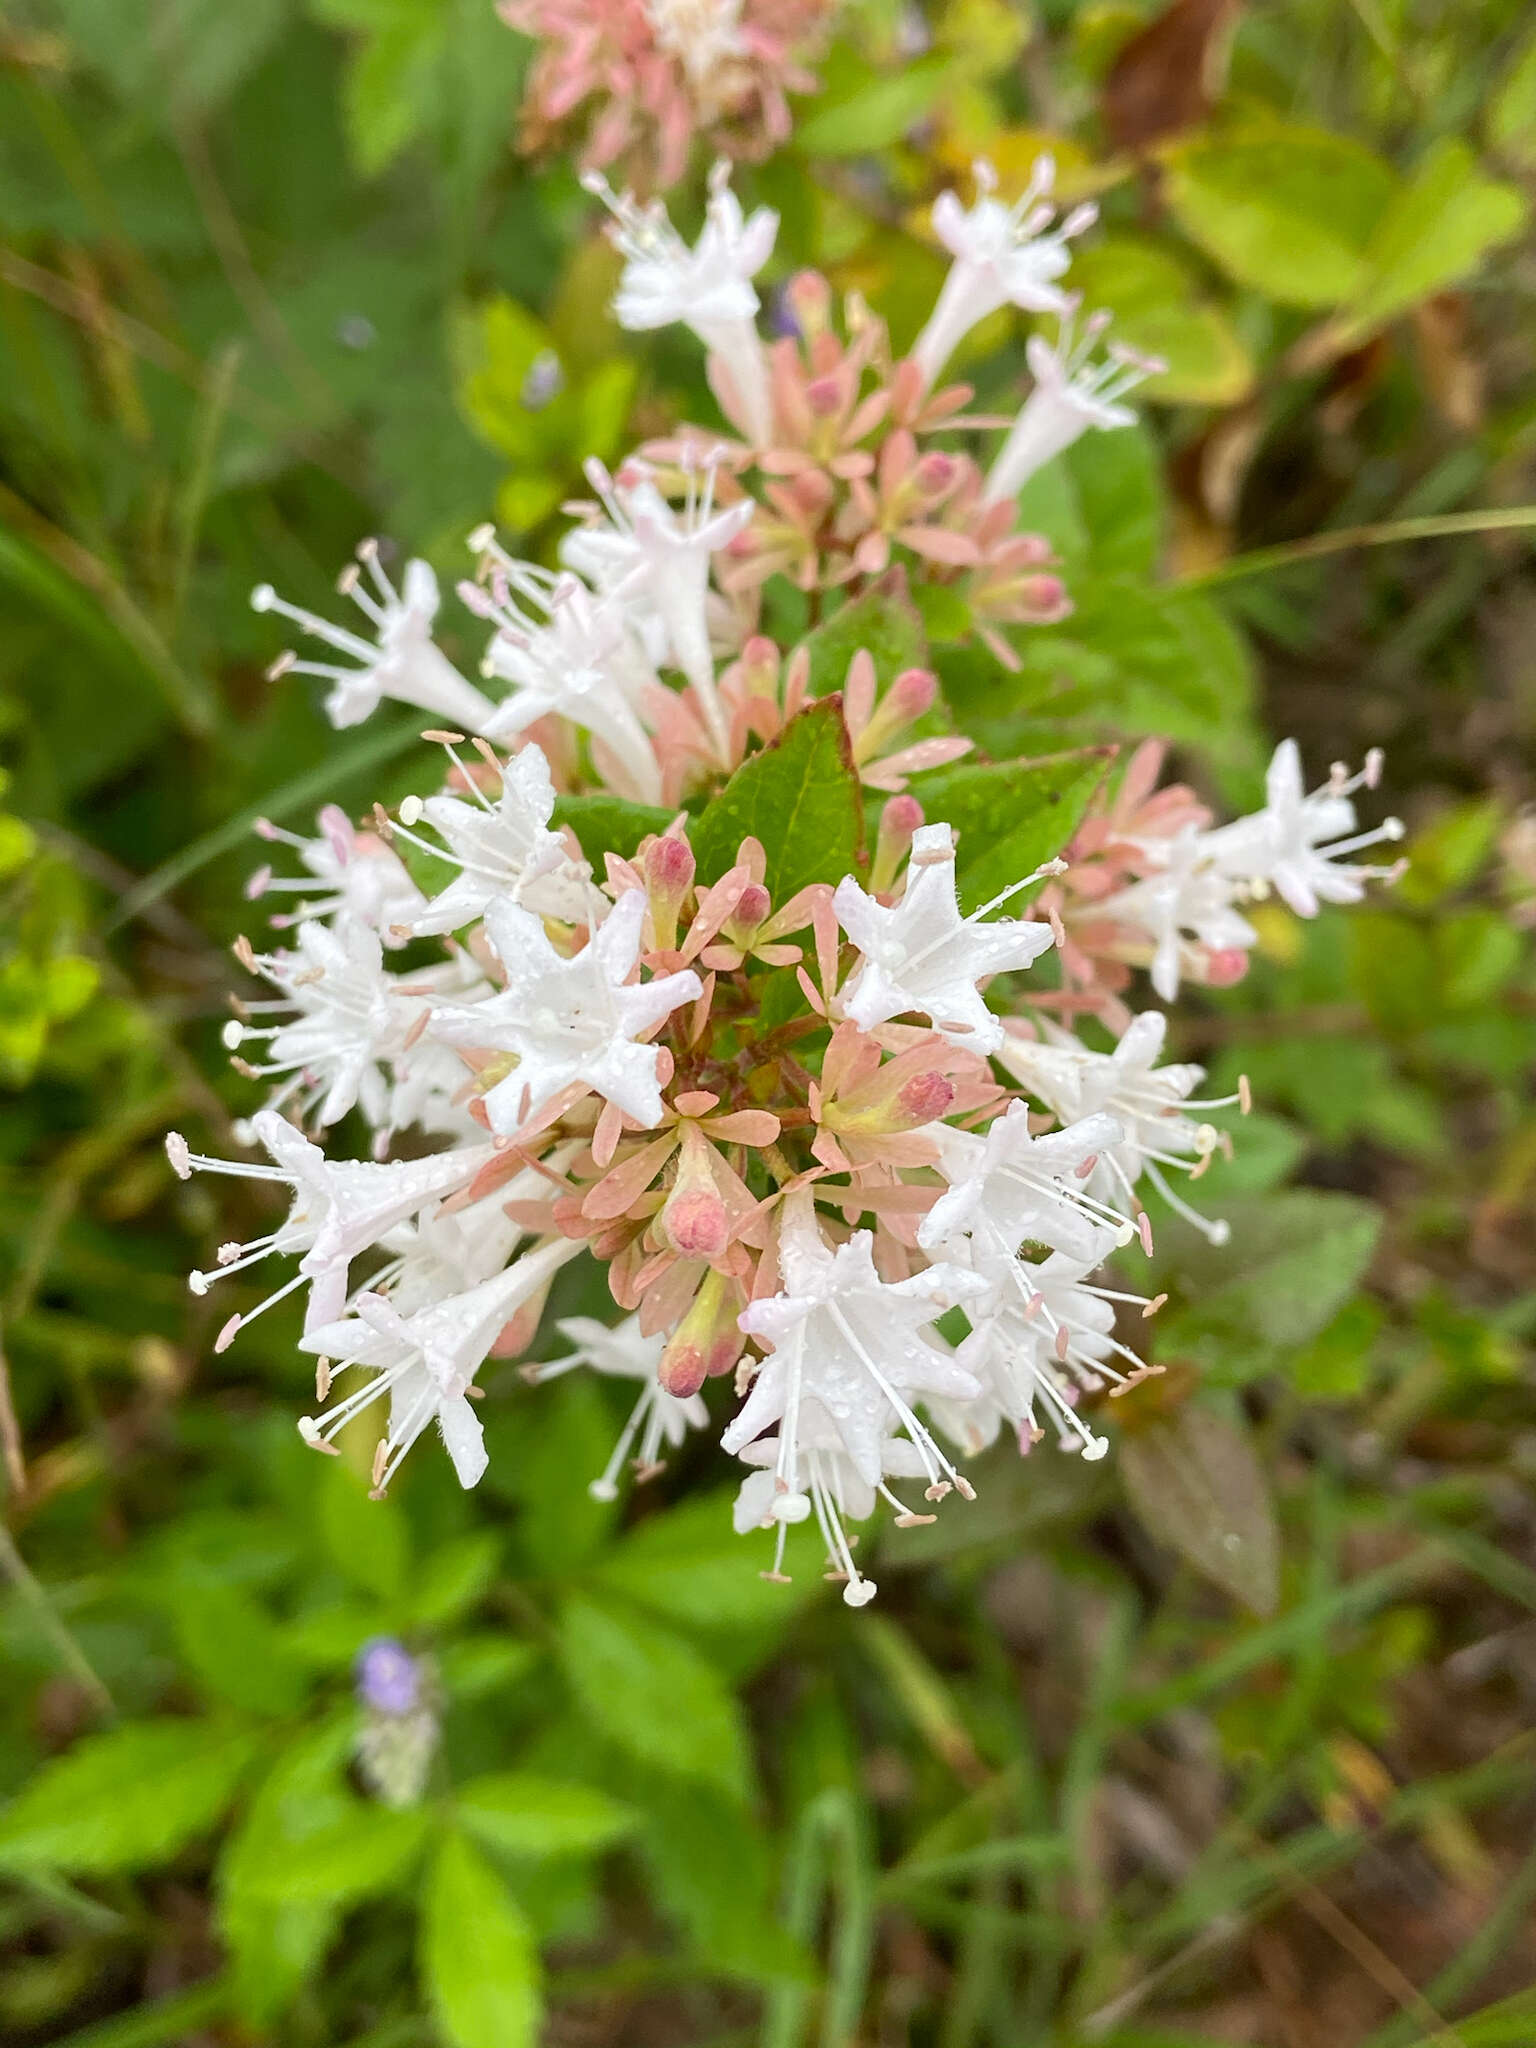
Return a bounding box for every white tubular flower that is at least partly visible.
[918,1102,1139,1267]
[950,1248,1164,1463]
[252,543,497,734]
[834,823,1058,1054]
[529,1313,707,1500]
[723,1193,987,1605]
[166,1109,493,1347]
[985,304,1163,503]
[1203,739,1406,919]
[566,457,753,759]
[224,918,413,1131]
[386,739,589,936]
[1098,826,1259,1004]
[245,806,426,945]
[464,539,666,807]
[998,1012,1248,1246]
[297,1238,581,1493]
[428,890,702,1134]
[586,158,778,444]
[732,1400,935,1609]
[911,158,1095,390]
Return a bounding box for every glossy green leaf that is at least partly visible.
[1069,237,1254,405]
[552,795,674,868]
[798,586,929,698]
[909,750,1110,912]
[690,698,865,898]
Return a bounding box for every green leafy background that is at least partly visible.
[2,1,1535,2044]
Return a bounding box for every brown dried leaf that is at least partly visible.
[1121,1404,1279,1614]
[1100,0,1241,156]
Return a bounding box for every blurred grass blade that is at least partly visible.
[41,1975,226,2048]
[1183,504,1536,589]
[0,520,218,737]
[102,715,422,934]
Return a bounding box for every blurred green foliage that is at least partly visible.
[2,1,1535,2044]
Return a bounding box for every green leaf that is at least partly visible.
[170,1581,310,1718]
[217,1718,357,2023]
[798,586,929,698]
[551,795,675,869]
[311,0,447,176]
[246,1804,431,1904]
[0,1720,261,1874]
[909,750,1110,913]
[1155,1188,1382,1383]
[594,1486,827,1653]
[1012,426,1165,579]
[318,1455,409,1600]
[1163,125,1398,308]
[1490,25,1536,171]
[407,1531,504,1627]
[558,1595,752,1802]
[1336,138,1529,341]
[795,56,955,156]
[455,1773,638,1858]
[690,699,865,899]
[1068,237,1254,406]
[1121,1406,1280,1615]
[421,1831,542,2048]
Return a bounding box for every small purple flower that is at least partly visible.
[355,1636,421,1717]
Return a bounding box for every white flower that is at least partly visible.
[986,304,1162,503]
[1097,826,1259,1004]
[564,457,753,757]
[245,806,426,944]
[834,822,1058,1054]
[723,1193,987,1593]
[1203,739,1405,918]
[947,1248,1163,1462]
[530,1313,708,1500]
[586,159,777,444]
[252,544,497,734]
[918,1102,1138,1267]
[911,159,1096,389]
[166,1109,493,1345]
[296,1238,580,1492]
[388,739,590,935]
[464,540,666,806]
[732,1399,935,1608]
[224,918,413,1130]
[998,1012,1247,1245]
[428,889,701,1133]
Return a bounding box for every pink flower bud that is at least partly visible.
[661,1187,730,1260]
[1016,574,1068,619]
[872,793,924,893]
[914,452,957,495]
[787,269,831,335]
[660,1268,744,1396]
[896,1071,955,1126]
[889,668,936,720]
[1202,947,1251,987]
[644,832,695,951]
[806,375,843,419]
[731,882,772,930]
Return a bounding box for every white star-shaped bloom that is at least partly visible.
[918,1102,1133,1267]
[297,1238,580,1492]
[227,917,411,1130]
[398,742,589,935]
[1203,739,1405,919]
[588,160,777,443]
[428,890,701,1133]
[834,823,1056,1053]
[986,307,1162,502]
[530,1313,708,1501]
[724,1196,985,1524]
[167,1109,493,1346]
[252,547,496,734]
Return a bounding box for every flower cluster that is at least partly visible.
[502,0,832,191]
[589,156,1162,665]
[172,162,1405,1609]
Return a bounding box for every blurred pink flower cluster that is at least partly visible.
[501,0,833,190]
